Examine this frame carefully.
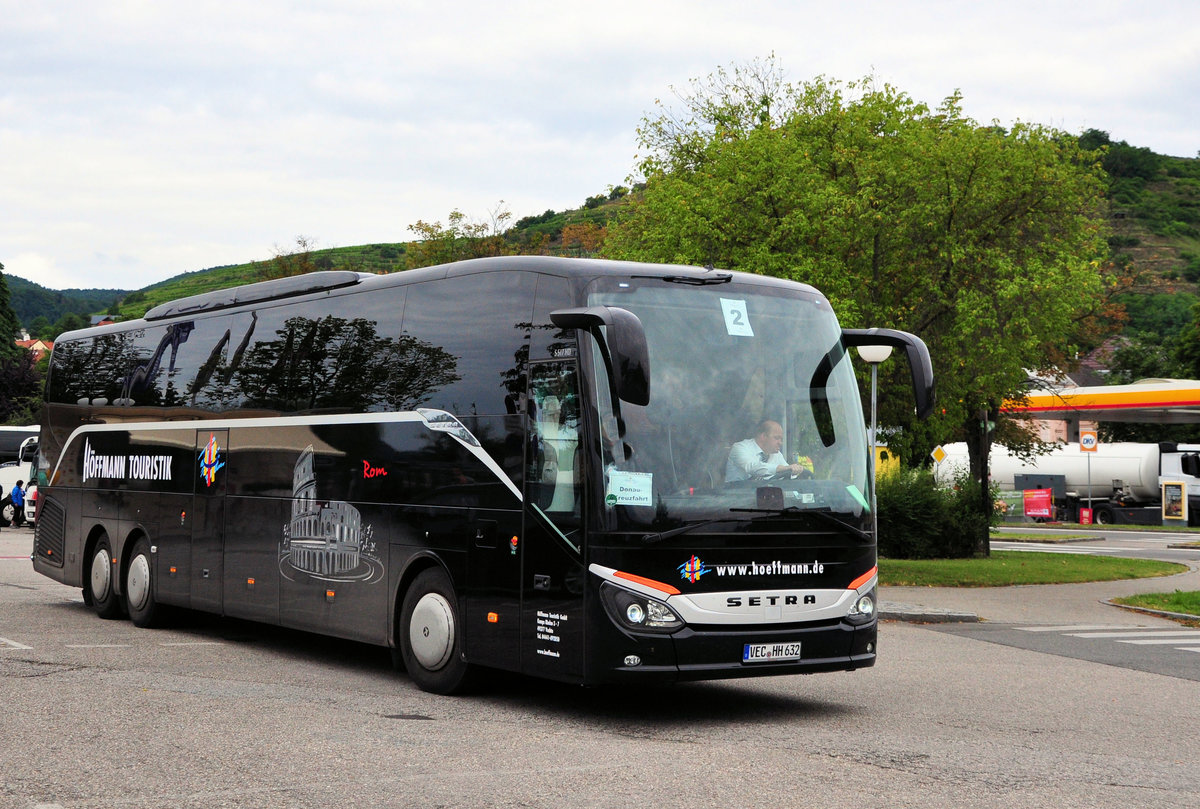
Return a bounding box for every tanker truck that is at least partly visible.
[936,441,1200,525]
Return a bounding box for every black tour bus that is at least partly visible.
[31,256,932,693]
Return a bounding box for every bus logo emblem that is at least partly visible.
[198,434,224,487]
[678,555,710,584]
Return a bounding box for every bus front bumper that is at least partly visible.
[596,619,876,684]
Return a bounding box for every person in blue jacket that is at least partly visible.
[10,480,24,527]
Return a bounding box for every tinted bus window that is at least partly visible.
[223,289,407,414]
[401,272,536,416]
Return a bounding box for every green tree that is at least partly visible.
[0,262,41,423]
[0,263,22,361]
[406,203,515,269]
[0,350,39,425]
[27,315,53,340]
[605,61,1115,553]
[50,312,90,340]
[1176,300,1200,379]
[267,236,322,280]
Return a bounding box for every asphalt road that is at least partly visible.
[993,524,1200,564]
[3,526,1200,808]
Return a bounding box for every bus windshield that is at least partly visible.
[588,278,869,535]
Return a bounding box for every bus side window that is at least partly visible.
[528,362,582,518]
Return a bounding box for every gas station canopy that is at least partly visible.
[1002,379,1200,424]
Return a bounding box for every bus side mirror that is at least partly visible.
[551,306,650,406]
[841,328,935,419]
[18,437,38,464]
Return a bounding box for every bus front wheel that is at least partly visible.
[87,534,123,619]
[399,568,475,695]
[125,536,164,627]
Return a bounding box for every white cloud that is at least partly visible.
[1,0,1198,291]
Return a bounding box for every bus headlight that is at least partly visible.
[625,602,646,624]
[601,583,683,633]
[846,588,876,626]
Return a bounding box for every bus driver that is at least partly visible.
[725,420,812,482]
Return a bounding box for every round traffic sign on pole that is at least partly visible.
[1079,429,1097,522]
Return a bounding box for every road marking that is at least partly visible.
[1018,625,1133,633]
[991,544,1121,555]
[1019,625,1200,655]
[0,636,32,650]
[159,642,223,646]
[1066,630,1200,639]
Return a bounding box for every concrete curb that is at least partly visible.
[880,602,980,623]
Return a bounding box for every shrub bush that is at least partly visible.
[876,468,991,559]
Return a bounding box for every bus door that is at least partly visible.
[191,429,227,613]
[520,360,586,681]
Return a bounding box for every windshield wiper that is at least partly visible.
[641,518,741,544]
[731,506,872,541]
[631,271,733,286]
[662,273,732,285]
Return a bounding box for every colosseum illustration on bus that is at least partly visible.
[281,444,380,582]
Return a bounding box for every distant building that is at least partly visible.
[15,338,53,362]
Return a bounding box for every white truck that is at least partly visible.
[937,440,1200,525]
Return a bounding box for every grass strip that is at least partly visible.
[1111,590,1200,617]
[879,551,1186,588]
[993,533,1092,543]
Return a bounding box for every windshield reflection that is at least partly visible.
[589,280,869,536]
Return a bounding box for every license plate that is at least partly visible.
[742,642,801,663]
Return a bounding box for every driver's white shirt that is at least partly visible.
[725,438,785,482]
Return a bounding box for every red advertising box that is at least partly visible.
[1078,507,1092,525]
[1023,489,1053,519]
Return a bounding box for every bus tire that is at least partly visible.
[87,533,123,620]
[399,567,475,695]
[0,496,12,527]
[125,536,163,628]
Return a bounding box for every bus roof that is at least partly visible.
[57,256,821,342]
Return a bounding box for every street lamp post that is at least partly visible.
[856,344,893,540]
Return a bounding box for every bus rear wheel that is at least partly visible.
[87,534,123,619]
[399,568,475,695]
[125,536,164,627]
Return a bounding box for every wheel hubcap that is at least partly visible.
[90,548,111,600]
[409,593,454,671]
[127,553,150,611]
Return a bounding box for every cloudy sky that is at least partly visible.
[3,1,1197,292]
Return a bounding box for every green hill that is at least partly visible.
[14,138,1200,336]
[6,275,127,332]
[109,193,627,321]
[113,244,413,321]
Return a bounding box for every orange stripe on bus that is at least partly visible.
[847,566,878,591]
[613,570,681,595]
